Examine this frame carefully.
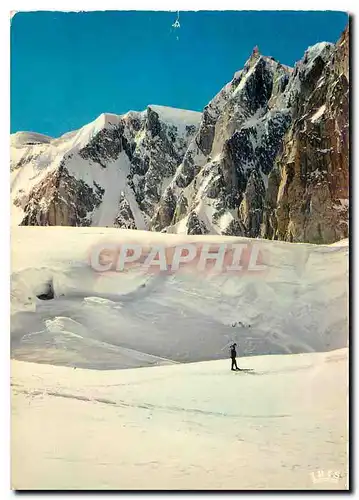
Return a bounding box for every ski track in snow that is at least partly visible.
[11,348,348,489]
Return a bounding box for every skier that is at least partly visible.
[230,343,240,371]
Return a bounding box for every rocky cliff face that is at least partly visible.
[11,26,349,244]
[156,26,349,243]
[265,28,349,243]
[11,107,201,228]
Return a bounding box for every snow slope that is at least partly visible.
[11,348,348,490]
[11,226,348,369]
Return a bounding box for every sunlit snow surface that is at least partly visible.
[11,349,348,489]
[11,226,348,369]
[11,226,348,489]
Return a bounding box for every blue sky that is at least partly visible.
[11,10,348,137]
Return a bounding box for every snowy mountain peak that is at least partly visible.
[305,41,335,62]
[92,112,122,129]
[10,25,349,244]
[152,25,348,242]
[11,103,201,228]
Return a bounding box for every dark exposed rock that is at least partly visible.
[172,192,189,225]
[264,26,349,243]
[206,171,224,200]
[239,169,266,238]
[146,107,162,137]
[79,121,126,167]
[128,107,199,218]
[222,219,246,237]
[151,186,177,231]
[20,164,103,226]
[261,164,281,240]
[196,106,217,156]
[186,212,209,235]
[114,193,136,229]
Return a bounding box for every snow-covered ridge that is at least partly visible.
[10,104,202,228]
[11,105,201,150]
[11,131,53,147]
[148,104,202,126]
